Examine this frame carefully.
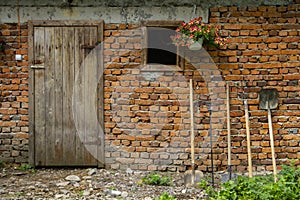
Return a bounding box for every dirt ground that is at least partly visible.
[0,165,209,200]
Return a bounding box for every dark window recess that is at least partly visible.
[146,27,177,65]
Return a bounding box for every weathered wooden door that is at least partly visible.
[28,21,104,167]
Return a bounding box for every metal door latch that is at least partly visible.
[31,65,45,69]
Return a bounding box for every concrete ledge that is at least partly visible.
[0,5,208,24]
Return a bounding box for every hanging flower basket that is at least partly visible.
[188,37,204,50]
[170,17,227,50]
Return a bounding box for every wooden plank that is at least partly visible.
[81,26,90,165]
[29,20,104,27]
[53,27,64,165]
[28,21,35,167]
[74,26,86,165]
[73,26,100,166]
[62,27,76,165]
[141,26,148,65]
[44,27,56,166]
[140,20,182,27]
[83,27,94,165]
[87,27,99,165]
[96,21,105,167]
[33,27,46,166]
[96,20,104,44]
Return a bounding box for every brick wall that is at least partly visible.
[0,24,29,163]
[210,3,300,172]
[1,2,300,172]
[102,24,226,171]
[103,3,300,172]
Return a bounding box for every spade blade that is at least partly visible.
[259,89,278,110]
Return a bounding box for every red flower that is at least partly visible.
[170,17,227,48]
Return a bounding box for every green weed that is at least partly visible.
[15,192,24,196]
[16,164,35,173]
[108,186,116,190]
[153,192,177,200]
[199,163,300,200]
[78,190,84,196]
[0,161,6,168]
[142,173,172,186]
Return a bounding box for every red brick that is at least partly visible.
[16,97,28,102]
[268,43,278,49]
[249,30,259,36]
[1,30,10,36]
[262,50,281,55]
[135,135,155,141]
[284,74,300,80]
[263,11,282,18]
[224,24,243,30]
[263,75,282,80]
[153,88,172,94]
[278,43,287,49]
[242,63,261,69]
[17,121,28,126]
[242,50,262,56]
[235,44,245,50]
[0,108,17,115]
[228,57,238,62]
[281,49,300,55]
[247,44,257,49]
[281,37,300,43]
[14,133,28,139]
[242,37,263,43]
[263,37,282,43]
[224,75,243,81]
[134,88,153,93]
[0,121,17,127]
[258,56,268,62]
[230,31,239,37]
[241,24,261,30]
[219,50,237,56]
[117,134,135,141]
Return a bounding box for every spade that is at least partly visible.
[259,88,278,182]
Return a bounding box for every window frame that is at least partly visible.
[140,20,185,71]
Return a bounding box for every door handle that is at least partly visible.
[31,65,45,69]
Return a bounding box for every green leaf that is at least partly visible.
[201,164,300,200]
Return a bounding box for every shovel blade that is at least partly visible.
[184,170,204,186]
[259,89,278,110]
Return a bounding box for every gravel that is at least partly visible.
[0,166,208,200]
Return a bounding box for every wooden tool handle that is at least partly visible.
[189,79,195,184]
[226,83,232,168]
[244,100,253,178]
[268,107,277,182]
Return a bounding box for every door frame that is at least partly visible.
[28,20,104,167]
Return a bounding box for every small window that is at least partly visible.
[141,21,184,70]
[147,27,177,65]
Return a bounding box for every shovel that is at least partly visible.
[259,88,278,182]
[184,79,204,187]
